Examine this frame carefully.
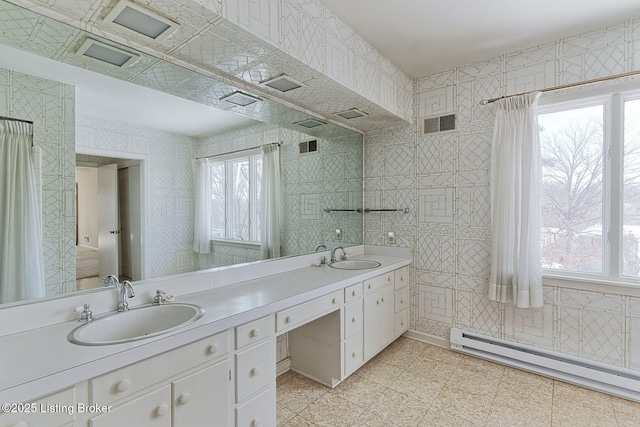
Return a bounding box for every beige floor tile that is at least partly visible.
[611,396,640,424]
[277,402,297,426]
[369,388,430,426]
[387,336,431,355]
[405,355,457,383]
[282,415,317,427]
[458,355,506,379]
[298,394,365,426]
[418,407,481,427]
[446,368,502,396]
[326,373,387,408]
[277,375,328,413]
[552,395,617,427]
[421,345,466,366]
[486,404,552,427]
[388,370,444,404]
[501,366,553,391]
[355,357,404,386]
[553,381,614,406]
[352,411,399,426]
[375,344,421,369]
[432,384,494,425]
[277,370,297,387]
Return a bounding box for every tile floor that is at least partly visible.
[276,337,640,426]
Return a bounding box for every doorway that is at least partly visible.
[75,154,144,290]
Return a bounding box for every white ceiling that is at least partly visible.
[319,0,640,79]
[0,44,256,137]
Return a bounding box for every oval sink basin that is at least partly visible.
[329,260,381,270]
[68,303,205,346]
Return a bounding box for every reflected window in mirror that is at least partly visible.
[210,152,262,243]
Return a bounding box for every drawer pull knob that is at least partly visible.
[401,299,404,304]
[116,379,131,393]
[401,276,405,281]
[251,418,260,427]
[156,404,169,417]
[251,367,260,376]
[332,298,337,304]
[388,276,391,282]
[352,352,357,358]
[381,297,385,303]
[368,284,371,289]
[352,317,356,323]
[251,328,260,337]
[285,316,293,323]
[401,320,405,326]
[178,393,191,405]
[207,344,219,355]
[376,300,380,305]
[352,290,356,296]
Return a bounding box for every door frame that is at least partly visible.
[76,147,148,280]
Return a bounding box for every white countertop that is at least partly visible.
[0,250,411,403]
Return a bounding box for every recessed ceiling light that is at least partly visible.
[104,0,178,40]
[219,91,261,106]
[335,108,368,119]
[294,119,327,129]
[76,38,139,67]
[260,75,304,92]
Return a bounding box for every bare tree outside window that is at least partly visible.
[623,98,640,277]
[539,105,604,273]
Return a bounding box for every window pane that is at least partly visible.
[623,98,640,277]
[229,159,250,241]
[210,163,225,238]
[539,105,604,274]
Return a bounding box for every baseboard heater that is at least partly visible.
[450,328,640,402]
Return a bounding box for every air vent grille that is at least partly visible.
[423,114,457,134]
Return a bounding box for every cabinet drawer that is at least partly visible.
[276,290,342,332]
[235,340,274,402]
[363,272,394,294]
[90,331,228,405]
[344,332,363,376]
[236,315,273,350]
[395,310,409,337]
[344,299,363,338]
[344,282,363,302]
[394,266,409,290]
[173,360,229,427]
[90,385,171,427]
[394,287,409,314]
[236,387,275,427]
[0,387,75,427]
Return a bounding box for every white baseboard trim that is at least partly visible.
[403,329,450,349]
[276,358,290,377]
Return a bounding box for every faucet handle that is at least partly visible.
[75,304,93,323]
[341,250,349,261]
[153,289,166,305]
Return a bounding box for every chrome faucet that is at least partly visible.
[118,280,135,312]
[314,243,327,251]
[103,274,119,288]
[330,246,348,263]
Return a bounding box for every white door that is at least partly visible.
[98,163,120,278]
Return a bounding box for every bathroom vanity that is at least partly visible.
[0,246,410,427]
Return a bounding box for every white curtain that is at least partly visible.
[489,92,543,308]
[193,158,212,254]
[260,144,281,259]
[0,120,45,304]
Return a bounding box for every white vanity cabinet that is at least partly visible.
[363,271,395,361]
[394,265,409,338]
[233,315,275,427]
[343,282,364,376]
[88,331,231,427]
[0,387,76,427]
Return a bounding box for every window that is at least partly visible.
[210,153,262,243]
[539,90,640,283]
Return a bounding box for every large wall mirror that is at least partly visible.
[0,0,364,307]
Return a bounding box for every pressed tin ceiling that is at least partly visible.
[0,0,409,133]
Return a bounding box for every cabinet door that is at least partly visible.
[90,385,171,427]
[363,285,395,361]
[173,360,230,427]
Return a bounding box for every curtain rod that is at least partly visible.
[195,142,281,160]
[0,115,34,145]
[479,69,640,105]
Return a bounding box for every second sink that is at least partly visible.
[329,260,381,270]
[68,303,205,346]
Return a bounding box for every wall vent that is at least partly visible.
[294,119,326,129]
[423,114,457,135]
[76,38,139,68]
[299,140,317,154]
[260,74,304,92]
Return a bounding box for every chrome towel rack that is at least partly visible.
[323,208,410,213]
